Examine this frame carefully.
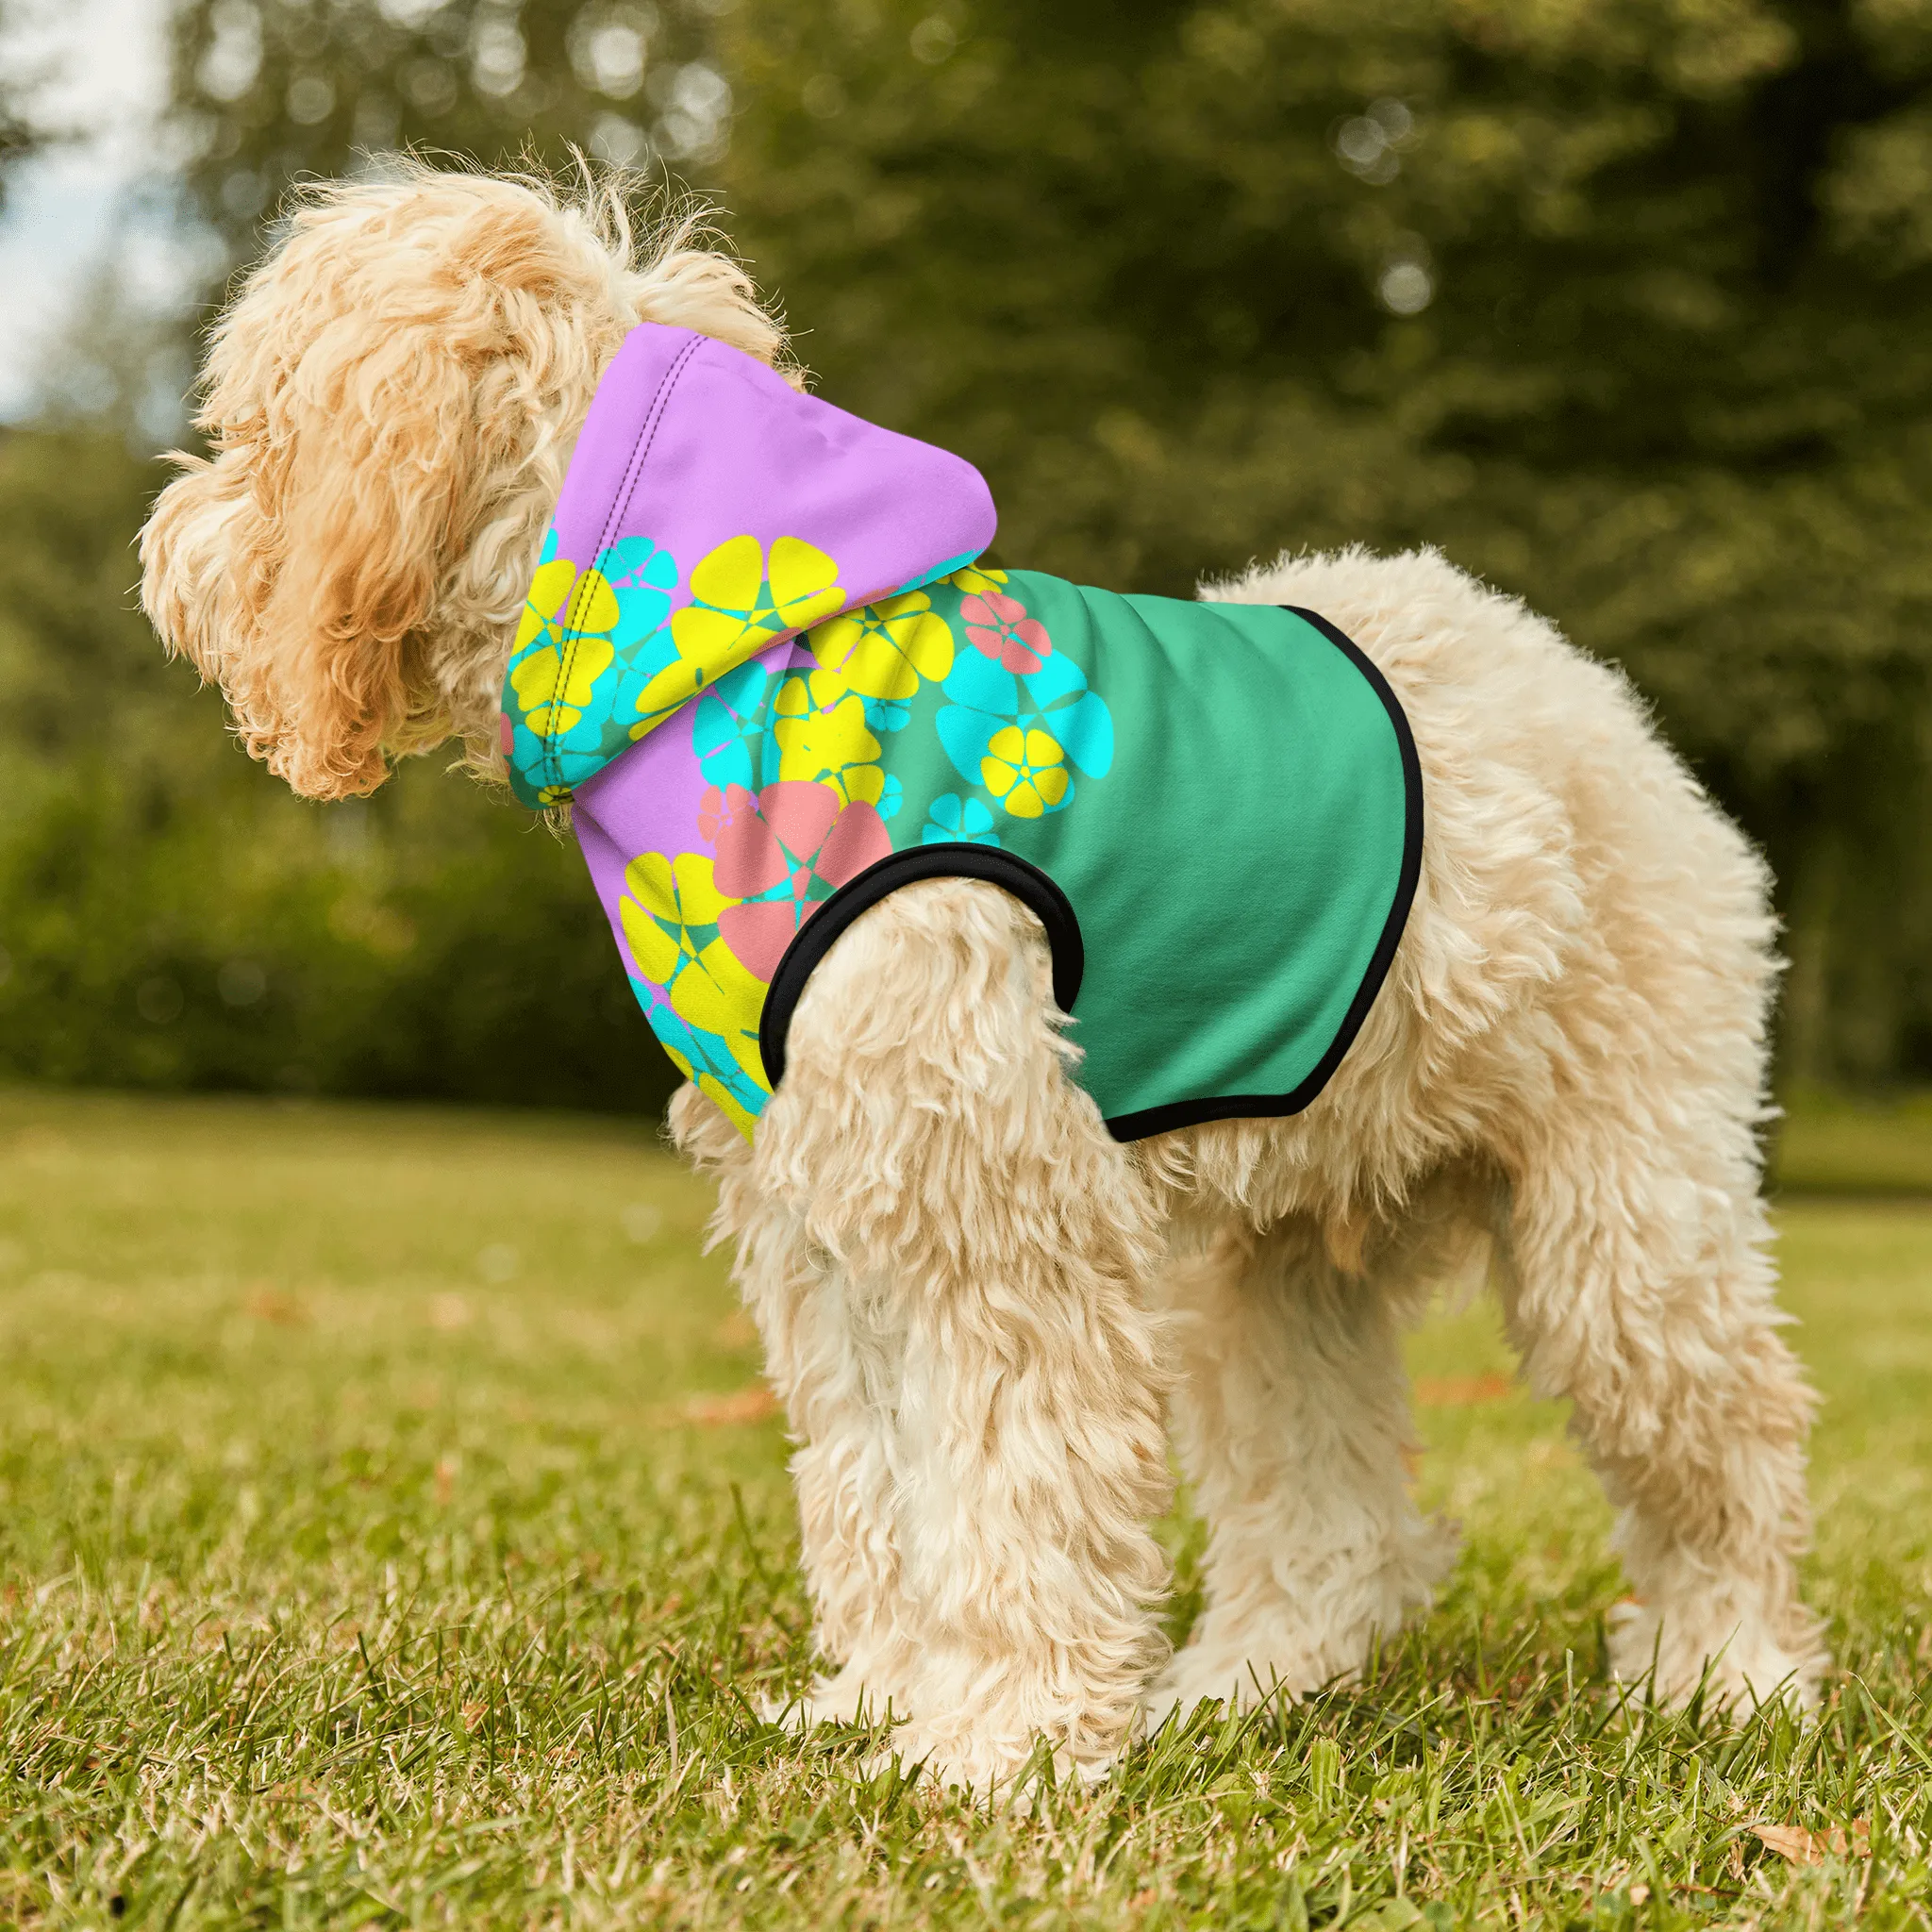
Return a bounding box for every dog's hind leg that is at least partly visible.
[1146,1214,1457,1724]
[1497,1109,1824,1709]
[751,879,1175,1794]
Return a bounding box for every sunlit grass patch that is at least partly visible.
[3,1088,1930,1927]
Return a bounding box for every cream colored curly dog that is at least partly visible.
[141,165,1824,1794]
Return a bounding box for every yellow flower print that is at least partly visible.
[945,562,1009,600]
[620,850,724,977]
[508,635,616,737]
[982,725,1070,819]
[619,851,764,1037]
[515,557,620,654]
[629,658,706,740]
[669,535,844,678]
[772,669,886,808]
[649,1022,764,1141]
[635,534,841,739]
[808,591,954,700]
[508,553,626,736]
[691,1068,759,1141]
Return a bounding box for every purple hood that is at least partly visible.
[498,325,997,808]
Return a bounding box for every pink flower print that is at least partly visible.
[960,590,1052,674]
[711,781,832,897]
[698,783,754,844]
[710,780,892,979]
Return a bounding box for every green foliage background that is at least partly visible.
[4,0,1930,1104]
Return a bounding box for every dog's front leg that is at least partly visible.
[671,1081,914,1724]
[756,880,1174,1795]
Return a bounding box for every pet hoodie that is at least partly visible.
[500,324,1423,1142]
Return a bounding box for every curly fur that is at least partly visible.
[140,163,1825,1796]
[142,159,788,799]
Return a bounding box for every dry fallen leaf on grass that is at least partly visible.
[715,1309,759,1348]
[243,1286,309,1325]
[1753,1820,1871,1864]
[1412,1374,1513,1406]
[672,1386,782,1427]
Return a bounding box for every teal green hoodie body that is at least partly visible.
[500,325,1423,1141]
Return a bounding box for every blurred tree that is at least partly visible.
[0,0,44,207]
[0,427,677,1111]
[1,0,756,1114]
[170,0,732,251]
[17,0,1926,1107]
[720,0,1932,1083]
[0,100,30,208]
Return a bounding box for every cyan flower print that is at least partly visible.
[502,528,683,805]
[706,780,893,980]
[691,659,771,791]
[508,532,679,730]
[935,642,1114,815]
[641,997,768,1140]
[596,536,680,657]
[920,794,1001,848]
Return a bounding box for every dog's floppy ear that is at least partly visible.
[145,265,475,800]
[142,169,793,798]
[144,178,589,800]
[235,294,473,799]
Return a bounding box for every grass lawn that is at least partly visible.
[3,1088,1931,1929]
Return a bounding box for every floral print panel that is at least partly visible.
[549,554,1116,1140]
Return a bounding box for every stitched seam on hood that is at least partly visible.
[544,331,706,798]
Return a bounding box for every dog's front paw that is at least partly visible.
[1607,1597,1825,1712]
[1146,1637,1344,1731]
[762,1661,899,1733]
[865,1721,1120,1804]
